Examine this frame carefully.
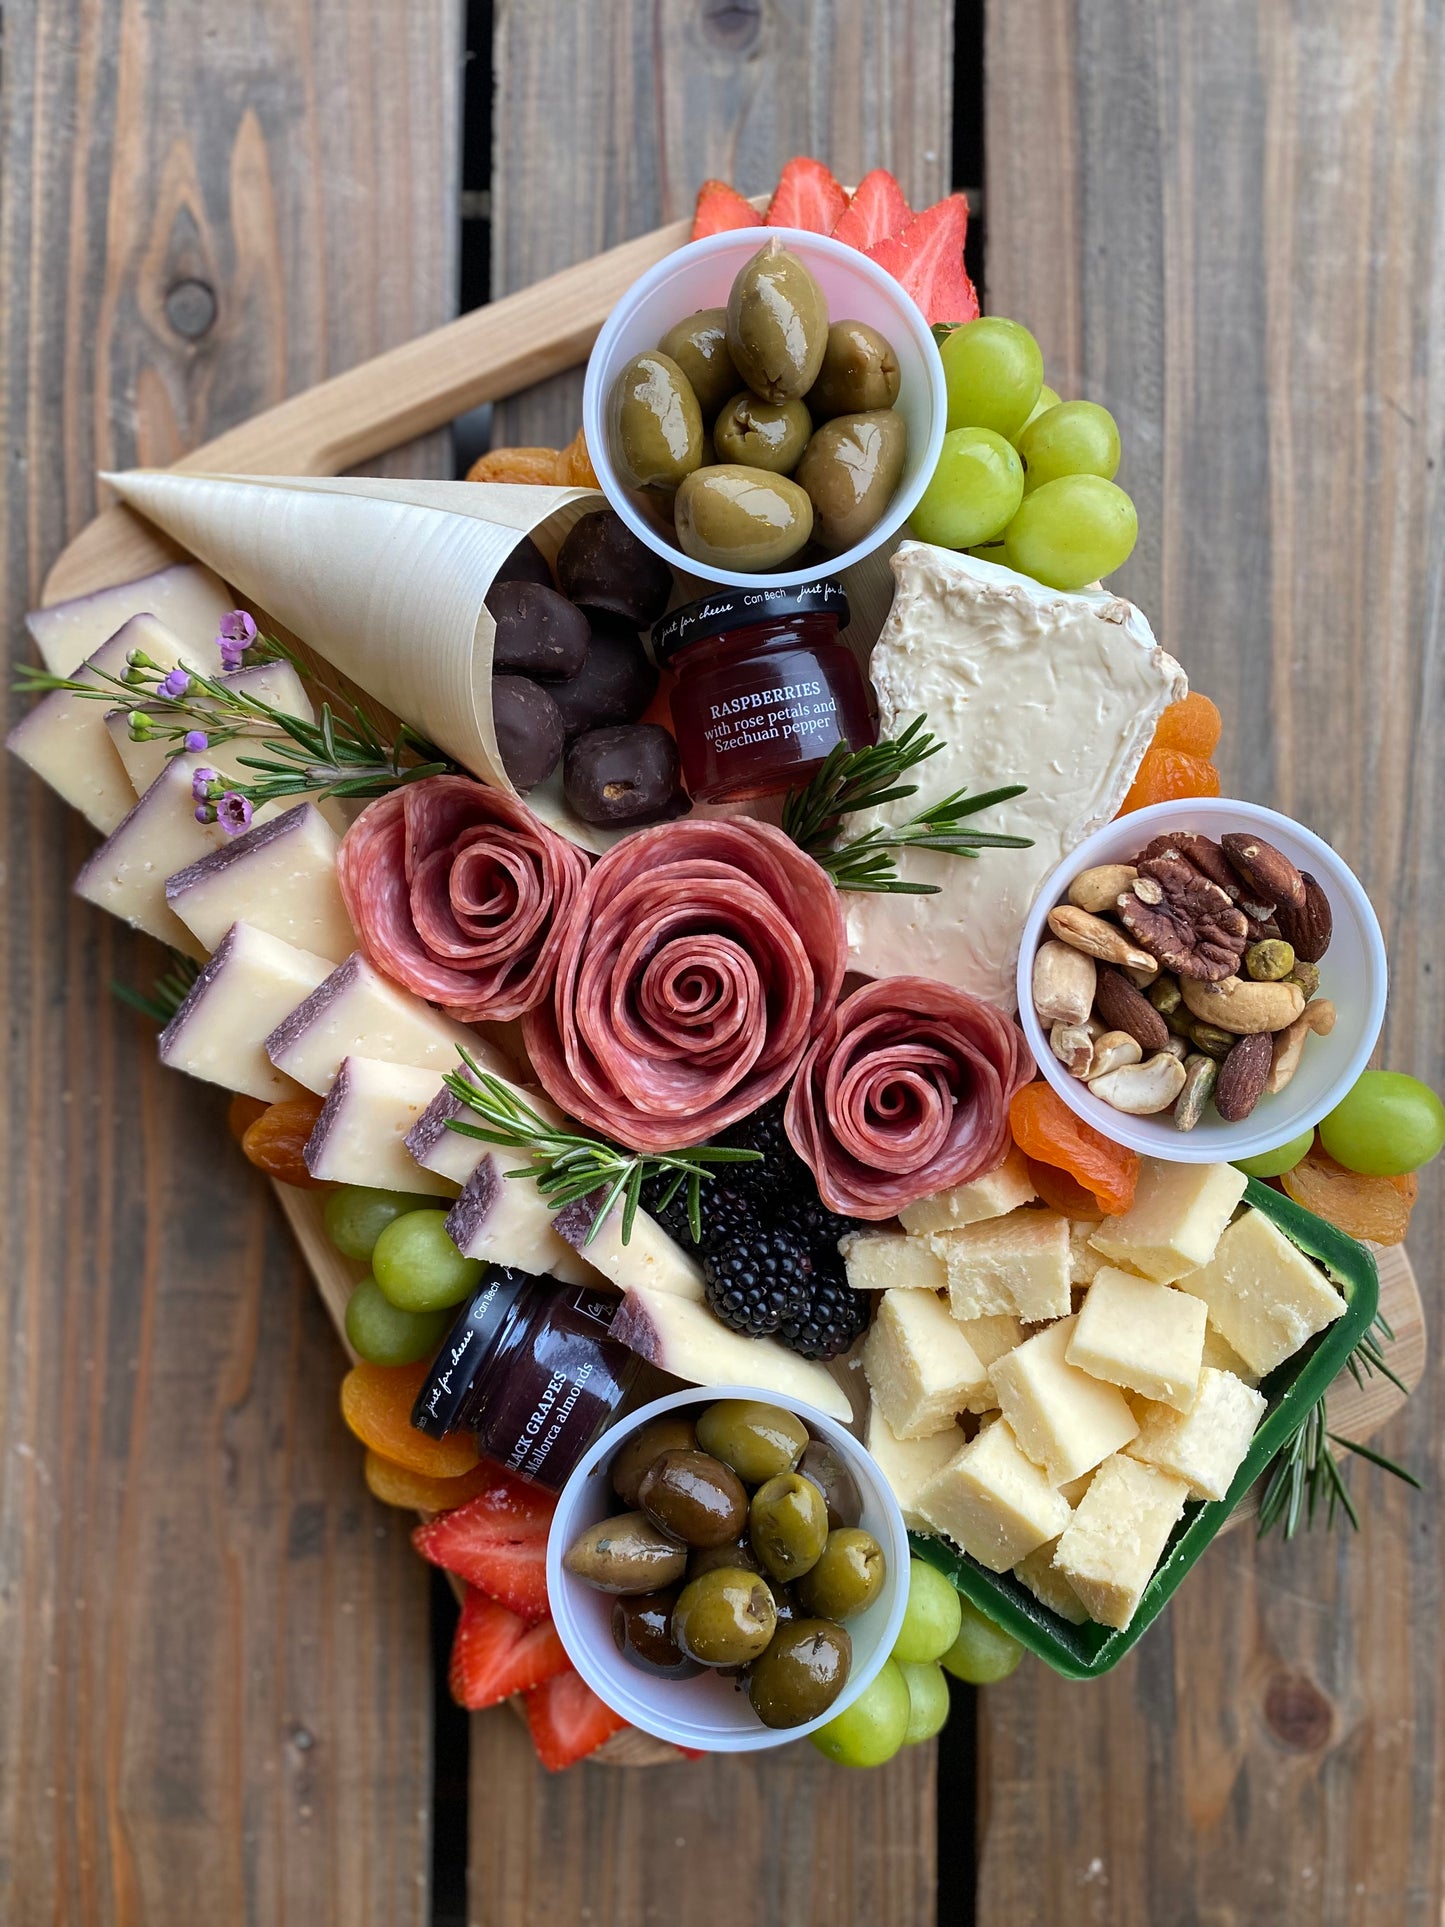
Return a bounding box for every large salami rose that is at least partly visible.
[523,820,846,1153]
[785,976,1035,1219]
[337,776,589,1023]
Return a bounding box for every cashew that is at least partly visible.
[1047,905,1160,977]
[1180,973,1306,1036]
[1051,1021,1097,1078]
[1122,962,1162,989]
[1266,997,1338,1094]
[1067,863,1138,915]
[1032,939,1097,1025]
[1089,1030,1143,1078]
[1159,1032,1189,1061]
[1087,1051,1189,1114]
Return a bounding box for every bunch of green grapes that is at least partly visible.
[911,317,1137,592]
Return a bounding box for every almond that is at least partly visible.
[1275,871,1333,963]
[1094,964,1171,1053]
[1214,1032,1274,1121]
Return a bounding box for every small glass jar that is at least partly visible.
[653,582,875,803]
[411,1267,639,1493]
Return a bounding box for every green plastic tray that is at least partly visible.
[911,1180,1380,1679]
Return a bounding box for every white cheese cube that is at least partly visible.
[1089,1159,1248,1283]
[989,1315,1138,1483]
[916,1418,1072,1572]
[898,1147,1036,1234]
[550,1192,705,1303]
[1127,1367,1267,1501]
[1053,1454,1190,1630]
[861,1289,992,1438]
[933,1207,1071,1323]
[1069,1219,1108,1285]
[266,951,502,1096]
[73,753,228,955]
[1172,1207,1347,1376]
[1067,1267,1207,1411]
[839,1230,947,1292]
[158,923,332,1101]
[953,1312,1026,1369]
[1013,1540,1089,1624]
[609,1287,851,1422]
[1201,1322,1261,1388]
[302,1056,454,1195]
[864,1401,967,1531]
[1057,1470,1095,1506]
[25,561,232,676]
[166,802,354,962]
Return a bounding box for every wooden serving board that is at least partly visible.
[38,211,1426,1548]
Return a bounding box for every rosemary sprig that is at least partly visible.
[440,1052,761,1246]
[780,715,1033,894]
[110,948,202,1025]
[1256,1311,1420,1539]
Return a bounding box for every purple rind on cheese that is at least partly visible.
[443,1157,503,1253]
[552,1191,608,1251]
[157,925,240,1061]
[166,802,314,903]
[302,1056,355,1176]
[405,1079,476,1167]
[264,952,364,1060]
[607,1290,664,1366]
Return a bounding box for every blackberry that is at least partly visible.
[641,1172,697,1246]
[714,1096,811,1204]
[695,1182,762,1254]
[774,1194,861,1265]
[779,1252,872,1362]
[703,1227,813,1339]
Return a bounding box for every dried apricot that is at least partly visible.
[1152,692,1222,759]
[1280,1149,1418,1245]
[241,1096,328,1187]
[1025,1155,1105,1221]
[556,426,600,489]
[227,1093,269,1142]
[466,446,563,486]
[1009,1081,1140,1216]
[1118,746,1222,816]
[341,1361,480,1480]
[363,1448,503,1514]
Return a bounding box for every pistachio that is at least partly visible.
[1087,1051,1188,1115]
[1147,976,1183,1016]
[1265,998,1338,1095]
[1245,938,1296,982]
[1067,863,1138,915]
[1046,905,1160,976]
[1032,939,1097,1026]
[1089,1030,1143,1078]
[1173,1054,1218,1130]
[1187,1020,1238,1060]
[1214,1032,1274,1121]
[1050,1021,1097,1078]
[1180,974,1307,1037]
[1288,959,1322,999]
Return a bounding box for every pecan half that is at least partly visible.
[1275,871,1333,963]
[1118,854,1250,981]
[1136,832,1242,903]
[1214,1032,1274,1121]
[1222,833,1307,912]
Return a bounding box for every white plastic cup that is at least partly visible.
[582,227,947,590]
[1015,797,1387,1164]
[546,1383,911,1753]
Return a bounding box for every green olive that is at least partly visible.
[797,1439,864,1530]
[674,465,813,571]
[794,409,908,552]
[807,320,902,419]
[609,350,704,491]
[686,1536,764,1583]
[727,239,830,404]
[637,1449,748,1548]
[610,1414,698,1507]
[749,1471,829,1583]
[795,1528,887,1620]
[671,1566,778,1667]
[563,1511,688,1594]
[712,393,812,473]
[657,308,738,419]
[747,1619,852,1729]
[695,1399,809,1485]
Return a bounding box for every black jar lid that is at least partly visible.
[411,1266,535,1439]
[651,580,850,665]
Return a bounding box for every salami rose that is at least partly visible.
[523,820,846,1153]
[337,776,589,1023]
[785,976,1035,1219]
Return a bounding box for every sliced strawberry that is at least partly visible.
[866,193,979,327]
[448,1586,571,1712]
[765,156,848,233]
[524,1670,629,1772]
[831,168,913,251]
[692,179,761,239]
[412,1473,555,1623]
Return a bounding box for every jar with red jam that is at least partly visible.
[652,582,875,803]
[411,1267,639,1493]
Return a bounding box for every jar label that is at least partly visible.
[703,678,839,758]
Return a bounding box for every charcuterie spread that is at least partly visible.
[11,154,1441,1775]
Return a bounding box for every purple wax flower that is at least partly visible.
[184,730,209,753]
[194,803,215,824]
[191,767,218,802]
[218,609,257,670]
[159,667,191,698]
[217,791,254,836]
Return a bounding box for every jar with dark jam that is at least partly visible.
[412,1267,639,1493]
[652,582,875,804]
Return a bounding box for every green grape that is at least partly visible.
[898,1660,952,1745]
[1017,400,1121,492]
[967,542,1010,568]
[891,1556,964,1663]
[1012,383,1061,445]
[940,317,1044,437]
[1003,474,1138,591]
[940,1596,1023,1685]
[372,1209,482,1312]
[1318,1071,1445,1176]
[1232,1128,1315,1180]
[910,428,1024,549]
[809,1658,911,1767]
[325,1185,436,1262]
[344,1277,451,1367]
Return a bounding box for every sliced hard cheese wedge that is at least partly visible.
[7,613,188,833]
[25,561,233,675]
[158,923,333,1101]
[443,1154,595,1286]
[73,753,228,955]
[552,1194,706,1303]
[609,1286,852,1422]
[302,1056,454,1195]
[166,803,354,961]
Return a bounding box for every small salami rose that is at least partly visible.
[337,776,589,1023]
[523,820,846,1153]
[785,977,1035,1219]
